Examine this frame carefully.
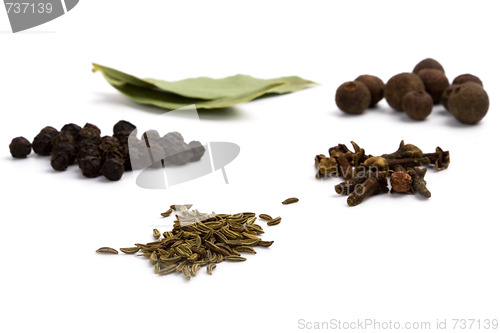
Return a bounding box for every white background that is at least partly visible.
[1,1,499,332]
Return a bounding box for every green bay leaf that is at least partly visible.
[105,78,286,110]
[93,63,315,110]
[144,74,314,100]
[92,63,157,89]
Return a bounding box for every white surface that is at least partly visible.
[1,1,499,332]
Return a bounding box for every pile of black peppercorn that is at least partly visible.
[8,120,206,181]
[335,58,489,124]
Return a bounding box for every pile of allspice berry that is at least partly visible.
[8,120,206,181]
[335,58,489,124]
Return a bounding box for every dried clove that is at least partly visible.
[335,175,368,195]
[315,141,449,206]
[408,167,431,198]
[315,154,338,178]
[347,173,388,207]
[390,166,413,193]
[382,140,423,159]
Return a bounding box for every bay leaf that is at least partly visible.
[144,74,313,100]
[92,63,157,90]
[263,76,316,94]
[92,63,315,110]
[106,78,285,110]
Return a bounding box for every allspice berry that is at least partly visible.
[447,82,489,125]
[9,137,32,158]
[417,69,449,104]
[412,58,445,74]
[402,91,433,120]
[440,84,461,111]
[354,75,384,107]
[335,81,371,114]
[384,73,425,111]
[452,74,483,87]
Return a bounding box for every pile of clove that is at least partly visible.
[315,141,450,206]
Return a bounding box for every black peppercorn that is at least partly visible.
[127,146,148,170]
[50,151,70,171]
[101,158,125,181]
[40,126,59,138]
[116,136,134,171]
[145,141,166,168]
[114,133,135,151]
[83,123,101,135]
[99,136,120,153]
[9,137,32,158]
[188,141,206,161]
[165,141,193,165]
[32,133,55,156]
[9,121,205,181]
[77,143,101,161]
[103,148,125,164]
[78,129,101,143]
[402,91,433,120]
[335,81,371,114]
[52,130,76,148]
[77,123,101,143]
[60,123,82,138]
[142,130,161,147]
[32,126,59,156]
[122,149,132,171]
[164,131,184,143]
[158,135,177,152]
[78,156,102,178]
[52,142,76,165]
[113,120,136,137]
